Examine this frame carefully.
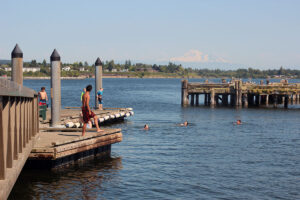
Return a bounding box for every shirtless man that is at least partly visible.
[82,85,102,136]
[38,87,48,105]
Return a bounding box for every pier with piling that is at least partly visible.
[0,44,132,199]
[181,79,300,108]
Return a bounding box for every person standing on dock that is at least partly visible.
[82,85,102,136]
[38,87,48,106]
[97,88,104,110]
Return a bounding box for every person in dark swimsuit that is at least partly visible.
[81,85,102,136]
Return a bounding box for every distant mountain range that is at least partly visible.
[0,59,10,65]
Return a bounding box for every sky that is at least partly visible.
[0,0,300,69]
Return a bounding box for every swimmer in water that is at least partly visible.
[180,121,188,126]
[144,124,149,130]
[236,120,242,125]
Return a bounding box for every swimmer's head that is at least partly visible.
[237,120,241,125]
[144,124,149,130]
[184,121,188,126]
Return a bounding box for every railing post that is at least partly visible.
[95,58,103,109]
[11,44,23,85]
[0,96,9,179]
[14,97,20,159]
[7,97,16,168]
[50,49,61,127]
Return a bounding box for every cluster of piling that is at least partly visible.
[182,79,300,108]
[8,44,105,127]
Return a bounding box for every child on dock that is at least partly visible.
[38,87,48,106]
[82,85,102,136]
[97,88,104,110]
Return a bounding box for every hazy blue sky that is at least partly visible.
[0,0,300,69]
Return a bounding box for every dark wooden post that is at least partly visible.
[230,94,235,106]
[204,94,208,105]
[190,94,195,105]
[273,94,278,108]
[284,95,289,108]
[196,94,199,105]
[181,80,189,106]
[11,44,23,85]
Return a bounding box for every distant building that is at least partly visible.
[23,67,40,72]
[62,66,71,71]
[79,67,85,72]
[120,69,129,72]
[1,67,11,71]
[111,69,117,72]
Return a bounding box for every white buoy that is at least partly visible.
[104,116,110,120]
[125,112,130,117]
[115,113,121,118]
[74,122,81,128]
[127,108,133,111]
[66,122,74,128]
[110,115,115,119]
[130,111,134,116]
[120,112,125,116]
[99,118,105,123]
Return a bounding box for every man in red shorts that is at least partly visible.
[82,84,102,136]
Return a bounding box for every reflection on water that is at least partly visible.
[9,156,122,200]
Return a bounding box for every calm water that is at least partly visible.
[9,78,300,199]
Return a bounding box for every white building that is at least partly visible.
[23,67,40,72]
[62,66,71,71]
[111,69,117,72]
[79,67,85,72]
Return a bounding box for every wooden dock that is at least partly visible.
[182,79,300,108]
[26,128,122,169]
[25,108,132,169]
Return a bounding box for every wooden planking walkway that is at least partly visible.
[29,128,122,161]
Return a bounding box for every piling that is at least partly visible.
[196,94,199,105]
[95,58,103,109]
[50,49,61,127]
[284,95,289,108]
[190,94,195,105]
[210,90,215,107]
[181,80,189,106]
[11,44,23,85]
[243,93,248,107]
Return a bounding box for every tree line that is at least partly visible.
[0,59,299,78]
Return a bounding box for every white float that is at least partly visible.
[99,118,105,123]
[110,114,115,119]
[115,113,121,118]
[104,116,110,120]
[66,122,74,128]
[130,111,134,116]
[120,112,125,116]
[125,112,130,117]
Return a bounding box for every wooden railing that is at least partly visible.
[0,78,39,200]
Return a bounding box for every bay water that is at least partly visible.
[9,78,300,199]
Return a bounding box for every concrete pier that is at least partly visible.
[11,44,23,85]
[50,49,61,127]
[95,58,103,109]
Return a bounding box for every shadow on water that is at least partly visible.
[9,156,123,200]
